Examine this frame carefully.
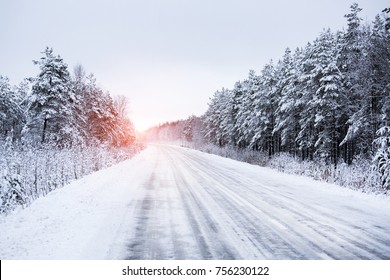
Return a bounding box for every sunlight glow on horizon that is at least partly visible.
[132,116,159,132]
[131,110,201,132]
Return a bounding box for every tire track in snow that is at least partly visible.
[176,147,390,259]
[121,145,390,259]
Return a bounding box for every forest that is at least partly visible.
[1,4,389,216]
[144,4,390,192]
[0,47,142,214]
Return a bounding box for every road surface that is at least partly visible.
[1,144,390,259]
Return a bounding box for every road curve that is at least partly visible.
[120,145,390,260]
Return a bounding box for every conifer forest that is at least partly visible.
[145,4,390,193]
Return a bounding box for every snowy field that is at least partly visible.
[0,144,389,259]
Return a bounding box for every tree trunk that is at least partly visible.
[41,116,48,144]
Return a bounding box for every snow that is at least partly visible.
[1,144,390,259]
[0,148,152,259]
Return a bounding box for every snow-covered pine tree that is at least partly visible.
[78,74,114,146]
[229,81,246,147]
[273,48,303,157]
[339,3,366,163]
[271,48,300,156]
[203,89,233,146]
[295,42,319,161]
[182,115,196,142]
[0,76,21,142]
[202,91,220,145]
[23,47,80,147]
[234,70,260,148]
[218,88,235,147]
[249,62,278,156]
[311,29,346,165]
[369,12,390,131]
[371,8,390,191]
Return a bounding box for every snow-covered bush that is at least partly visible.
[196,143,268,166]
[374,149,390,190]
[195,143,385,194]
[0,172,25,214]
[335,157,381,193]
[268,152,382,193]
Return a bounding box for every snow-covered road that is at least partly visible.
[1,145,390,259]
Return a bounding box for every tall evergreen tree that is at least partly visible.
[339,3,366,162]
[23,47,80,146]
[311,29,345,164]
[82,74,117,146]
[0,76,21,141]
[250,62,278,155]
[203,89,233,146]
[234,70,260,148]
[274,48,303,157]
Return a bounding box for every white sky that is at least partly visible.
[0,0,388,131]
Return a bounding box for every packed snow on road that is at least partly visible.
[1,145,389,259]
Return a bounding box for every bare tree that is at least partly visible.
[73,64,86,84]
[113,94,130,119]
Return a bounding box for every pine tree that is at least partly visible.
[339,3,366,162]
[371,8,390,190]
[82,74,118,146]
[234,70,260,148]
[373,126,390,190]
[182,115,196,142]
[274,48,303,157]
[230,81,246,146]
[293,42,318,161]
[23,47,80,147]
[203,89,233,146]
[0,76,21,142]
[249,62,278,155]
[311,29,346,164]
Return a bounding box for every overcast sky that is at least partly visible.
[0,0,388,130]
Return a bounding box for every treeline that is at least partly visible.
[0,47,141,214]
[0,47,136,147]
[143,115,204,144]
[145,4,390,191]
